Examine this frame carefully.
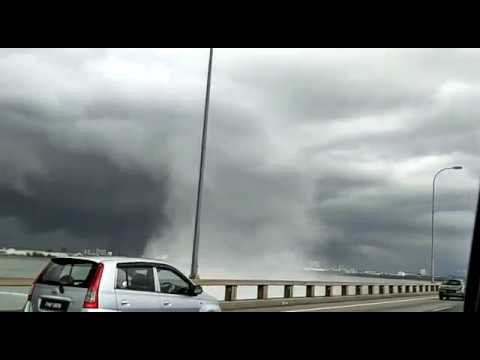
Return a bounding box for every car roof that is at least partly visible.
[53,255,170,265]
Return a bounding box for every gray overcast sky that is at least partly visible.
[0,48,478,278]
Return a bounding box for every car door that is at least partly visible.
[114,263,159,312]
[155,265,202,312]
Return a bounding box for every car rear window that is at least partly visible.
[37,258,98,288]
[444,280,462,286]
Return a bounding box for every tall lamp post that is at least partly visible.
[190,48,214,280]
[431,166,463,283]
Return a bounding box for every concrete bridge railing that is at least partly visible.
[194,279,440,310]
[0,278,34,287]
[0,278,441,296]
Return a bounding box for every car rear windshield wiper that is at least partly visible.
[37,279,63,286]
[38,279,88,288]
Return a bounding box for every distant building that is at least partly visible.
[6,248,24,255]
[419,269,427,276]
[397,271,406,277]
[0,247,70,257]
[82,248,113,256]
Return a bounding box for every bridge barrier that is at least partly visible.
[0,277,440,311]
[0,278,33,287]
[193,279,440,310]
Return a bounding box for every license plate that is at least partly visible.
[40,299,69,311]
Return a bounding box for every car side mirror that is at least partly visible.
[191,284,203,296]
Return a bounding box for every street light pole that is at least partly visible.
[190,48,214,280]
[431,166,463,283]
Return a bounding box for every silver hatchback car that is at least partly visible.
[23,256,221,312]
[439,279,465,300]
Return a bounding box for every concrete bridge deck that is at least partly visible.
[226,294,463,312]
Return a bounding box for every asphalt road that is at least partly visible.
[229,295,464,312]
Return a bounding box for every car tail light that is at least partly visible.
[83,263,104,309]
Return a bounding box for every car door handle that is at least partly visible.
[163,301,172,307]
[120,300,130,306]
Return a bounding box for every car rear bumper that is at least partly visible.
[23,300,120,312]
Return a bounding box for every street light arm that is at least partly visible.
[433,167,456,184]
[432,168,451,216]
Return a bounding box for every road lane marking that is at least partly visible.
[284,296,438,312]
[0,291,28,297]
[432,306,455,312]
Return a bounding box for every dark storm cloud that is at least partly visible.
[0,48,478,278]
[0,105,171,255]
[0,157,169,255]
[310,180,477,273]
